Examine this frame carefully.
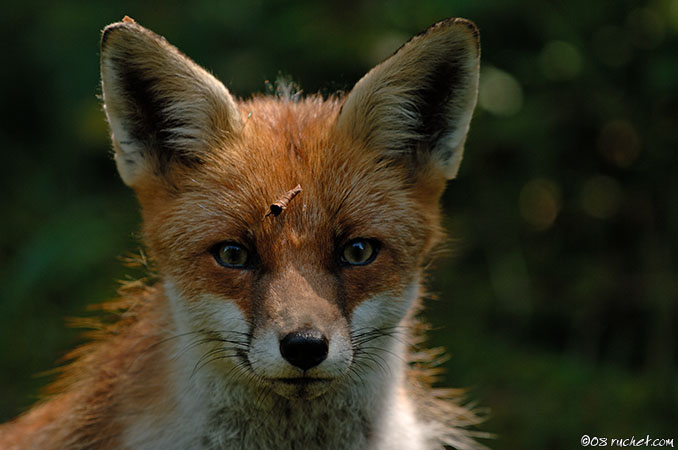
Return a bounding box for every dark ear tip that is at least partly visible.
[428,17,481,54]
[100,17,142,50]
[449,18,479,34]
[431,17,478,33]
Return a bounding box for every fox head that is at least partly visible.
[100,17,479,399]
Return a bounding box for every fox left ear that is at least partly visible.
[336,18,480,179]
[100,18,243,188]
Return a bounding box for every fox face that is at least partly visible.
[100,17,479,401]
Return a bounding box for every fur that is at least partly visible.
[0,16,485,449]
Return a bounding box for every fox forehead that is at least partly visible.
[145,98,440,247]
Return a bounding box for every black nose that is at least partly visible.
[279,329,329,371]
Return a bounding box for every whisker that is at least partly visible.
[190,352,242,379]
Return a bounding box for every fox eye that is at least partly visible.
[341,239,379,266]
[212,242,249,268]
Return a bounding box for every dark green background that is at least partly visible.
[1,1,676,448]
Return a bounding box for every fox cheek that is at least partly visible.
[349,282,421,335]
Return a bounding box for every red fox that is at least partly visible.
[0,16,483,450]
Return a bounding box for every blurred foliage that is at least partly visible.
[1,0,676,448]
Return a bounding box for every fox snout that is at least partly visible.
[246,266,354,398]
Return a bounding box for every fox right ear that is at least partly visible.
[100,18,242,188]
[336,18,480,180]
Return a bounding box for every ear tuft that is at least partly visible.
[336,18,480,179]
[100,20,242,187]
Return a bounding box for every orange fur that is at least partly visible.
[1,285,169,449]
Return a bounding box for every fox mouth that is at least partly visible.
[269,377,334,399]
[274,377,330,385]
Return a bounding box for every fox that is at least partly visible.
[0,16,484,450]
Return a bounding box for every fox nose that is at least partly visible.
[279,329,329,371]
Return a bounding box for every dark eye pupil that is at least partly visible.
[342,239,375,265]
[349,242,367,260]
[223,246,241,262]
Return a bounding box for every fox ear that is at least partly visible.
[336,18,480,179]
[100,18,242,187]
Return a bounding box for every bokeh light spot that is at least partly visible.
[520,178,561,231]
[479,66,524,116]
[627,8,665,49]
[366,32,408,65]
[540,41,583,81]
[580,175,623,219]
[597,120,641,168]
